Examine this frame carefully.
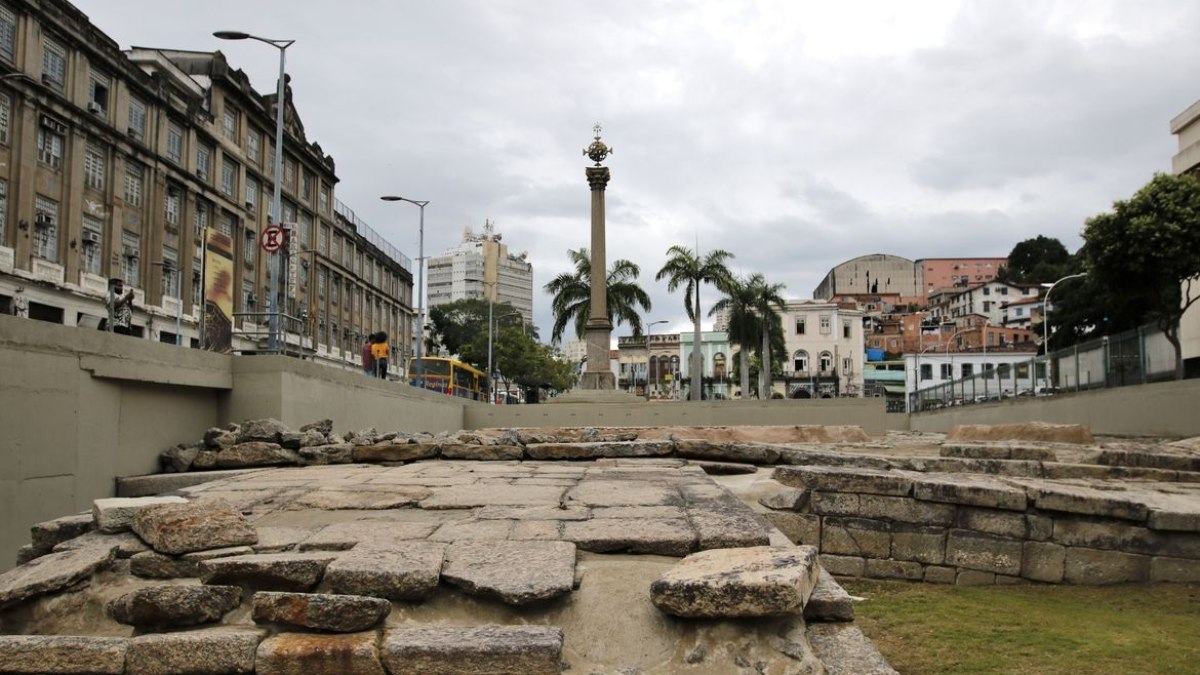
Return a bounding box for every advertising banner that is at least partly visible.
[202,228,235,352]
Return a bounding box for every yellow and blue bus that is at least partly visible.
[408,357,485,401]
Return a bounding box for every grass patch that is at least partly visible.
[843,580,1200,675]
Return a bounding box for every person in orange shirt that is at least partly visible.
[370,331,390,379]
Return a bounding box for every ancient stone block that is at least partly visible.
[526,440,674,460]
[945,530,1022,575]
[563,518,697,556]
[773,466,913,497]
[1021,541,1066,583]
[216,442,300,468]
[443,541,576,605]
[1150,556,1200,583]
[382,625,564,675]
[674,439,780,464]
[420,484,566,509]
[429,519,513,542]
[291,486,431,510]
[911,475,1027,511]
[1063,547,1150,584]
[890,524,946,564]
[298,521,438,551]
[955,507,1029,539]
[1051,518,1160,554]
[352,441,439,463]
[198,552,339,591]
[107,585,241,629]
[858,495,957,526]
[441,442,524,461]
[298,443,354,466]
[758,487,810,511]
[0,544,116,609]
[323,542,446,600]
[864,558,923,581]
[955,570,996,586]
[565,481,683,507]
[129,551,198,579]
[0,636,127,674]
[803,567,855,622]
[945,422,1093,445]
[93,496,189,533]
[821,517,891,558]
[52,531,149,558]
[924,566,956,584]
[1027,514,1053,541]
[805,623,899,675]
[810,491,860,516]
[160,444,200,472]
[765,512,821,546]
[818,554,865,577]
[31,513,94,550]
[650,546,819,618]
[132,499,258,555]
[688,505,772,550]
[238,418,290,443]
[256,632,384,675]
[125,627,262,675]
[253,526,319,553]
[1030,484,1149,521]
[253,592,391,632]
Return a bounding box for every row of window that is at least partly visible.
[919,362,1047,381]
[794,316,854,338]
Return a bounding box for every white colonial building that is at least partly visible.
[781,300,865,398]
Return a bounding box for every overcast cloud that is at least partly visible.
[75,0,1200,341]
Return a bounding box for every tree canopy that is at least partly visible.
[1080,172,1200,378]
[656,245,734,401]
[1000,235,1074,284]
[543,248,652,344]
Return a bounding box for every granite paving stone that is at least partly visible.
[650,545,820,618]
[298,521,439,551]
[565,481,683,507]
[563,518,697,556]
[473,505,590,520]
[429,518,514,542]
[30,513,95,551]
[289,486,432,510]
[256,632,385,675]
[132,499,258,555]
[252,591,391,632]
[442,540,577,605]
[92,496,189,533]
[322,541,446,600]
[107,584,242,629]
[381,625,564,675]
[198,552,340,591]
[52,530,150,558]
[125,627,263,675]
[0,636,127,674]
[0,544,117,609]
[419,484,567,509]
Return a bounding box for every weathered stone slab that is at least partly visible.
[774,466,913,497]
[252,591,391,632]
[130,551,198,579]
[924,566,957,584]
[30,513,94,551]
[0,544,116,609]
[93,496,189,533]
[890,524,946,564]
[776,447,896,471]
[474,505,590,521]
[198,552,339,591]
[907,457,1044,478]
[382,625,564,675]
[911,474,1027,511]
[563,518,696,556]
[674,440,781,464]
[945,530,1023,575]
[803,567,855,622]
[956,570,996,586]
[116,468,265,498]
[299,521,438,551]
[1150,556,1200,582]
[442,541,576,605]
[107,584,242,629]
[687,505,772,549]
[254,526,319,553]
[1022,541,1066,583]
[298,443,354,466]
[420,484,566,509]
[217,442,301,468]
[864,558,923,580]
[821,517,891,558]
[565,481,682,507]
[945,422,1093,445]
[650,546,819,618]
[1029,483,1149,521]
[132,499,258,555]
[1063,547,1150,584]
[1096,449,1200,472]
[256,632,385,675]
[1051,518,1163,554]
[53,530,149,558]
[291,486,431,510]
[125,627,263,675]
[818,554,865,577]
[429,519,514,542]
[766,512,822,546]
[526,440,674,460]
[441,442,525,461]
[352,441,440,463]
[940,443,1058,462]
[323,542,446,600]
[807,622,899,674]
[238,418,290,443]
[0,636,127,674]
[955,507,1030,539]
[759,486,810,511]
[690,459,760,475]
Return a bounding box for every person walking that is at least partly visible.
[371,331,390,379]
[362,333,376,376]
[105,278,135,335]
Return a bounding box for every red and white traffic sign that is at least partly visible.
[260,224,286,254]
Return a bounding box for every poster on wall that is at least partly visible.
[202,228,234,352]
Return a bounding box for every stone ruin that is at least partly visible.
[1,418,1198,673]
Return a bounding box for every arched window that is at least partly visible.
[670,355,680,375]
[713,353,726,379]
[793,350,809,373]
[819,351,833,373]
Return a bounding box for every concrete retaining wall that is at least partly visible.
[465,398,888,436]
[910,378,1200,437]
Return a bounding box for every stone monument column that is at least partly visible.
[580,125,615,390]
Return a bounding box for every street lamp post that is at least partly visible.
[380,196,429,372]
[151,261,182,345]
[214,31,294,353]
[1042,272,1087,390]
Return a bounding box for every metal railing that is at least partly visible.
[334,199,412,271]
[909,323,1175,412]
[231,311,315,357]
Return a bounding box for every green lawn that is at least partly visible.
[842,580,1200,675]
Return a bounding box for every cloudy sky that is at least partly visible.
[77,0,1200,341]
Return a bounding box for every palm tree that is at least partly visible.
[544,248,652,344]
[711,273,760,399]
[656,245,734,401]
[749,276,787,399]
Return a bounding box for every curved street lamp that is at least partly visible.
[380,196,430,370]
[1041,272,1087,390]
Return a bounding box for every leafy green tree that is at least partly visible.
[749,275,787,399]
[1080,172,1200,379]
[711,274,759,398]
[657,245,734,401]
[544,248,652,344]
[1000,235,1073,284]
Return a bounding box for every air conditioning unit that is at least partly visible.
[34,213,51,228]
[81,231,101,245]
[39,115,67,134]
[86,101,104,115]
[123,245,139,259]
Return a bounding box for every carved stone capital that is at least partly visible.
[586,167,610,191]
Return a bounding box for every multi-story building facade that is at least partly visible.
[930,280,1039,326]
[646,332,681,399]
[678,330,732,399]
[918,257,1008,296]
[0,1,411,366]
[1170,98,1200,377]
[426,220,533,324]
[814,254,1009,305]
[781,300,865,397]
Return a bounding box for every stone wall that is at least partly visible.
[761,466,1200,585]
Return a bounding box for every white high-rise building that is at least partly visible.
[426,221,534,322]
